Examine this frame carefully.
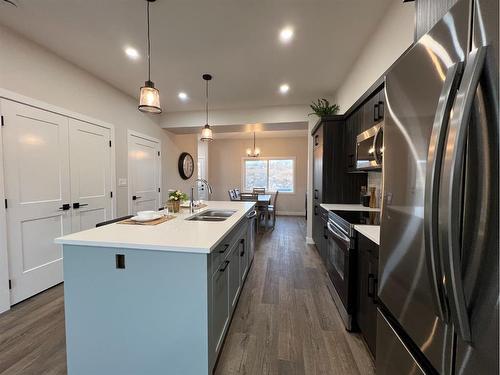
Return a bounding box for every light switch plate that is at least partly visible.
[118,178,127,187]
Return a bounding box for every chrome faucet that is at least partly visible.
[191,178,214,213]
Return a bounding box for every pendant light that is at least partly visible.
[138,0,162,114]
[246,132,261,157]
[200,74,214,141]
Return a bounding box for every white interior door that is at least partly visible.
[128,133,161,214]
[2,100,70,304]
[69,119,112,231]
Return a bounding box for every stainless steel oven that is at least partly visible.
[325,218,356,331]
[356,123,383,170]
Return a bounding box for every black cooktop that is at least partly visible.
[330,210,380,226]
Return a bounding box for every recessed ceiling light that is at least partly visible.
[125,47,140,60]
[279,26,294,43]
[178,92,188,100]
[279,84,290,94]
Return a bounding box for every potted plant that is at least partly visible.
[309,98,340,117]
[166,190,188,213]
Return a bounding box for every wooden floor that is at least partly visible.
[0,216,374,375]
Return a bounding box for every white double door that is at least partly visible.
[1,100,113,304]
[128,132,161,214]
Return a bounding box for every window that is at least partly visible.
[243,157,295,193]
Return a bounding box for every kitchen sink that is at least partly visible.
[186,210,236,222]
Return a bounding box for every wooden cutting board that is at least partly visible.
[118,215,176,226]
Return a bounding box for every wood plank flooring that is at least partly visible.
[215,216,375,375]
[0,216,374,375]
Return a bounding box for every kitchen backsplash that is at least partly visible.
[367,172,383,208]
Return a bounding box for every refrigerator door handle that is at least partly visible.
[442,46,487,343]
[424,62,463,322]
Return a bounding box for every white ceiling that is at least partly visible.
[0,0,393,112]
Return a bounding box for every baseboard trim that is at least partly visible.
[277,211,306,216]
[306,236,315,245]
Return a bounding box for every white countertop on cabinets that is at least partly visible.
[355,225,380,245]
[55,201,255,254]
[320,203,380,212]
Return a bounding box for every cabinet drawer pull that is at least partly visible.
[219,260,230,272]
[378,101,384,119]
[367,274,375,298]
[219,244,230,254]
[373,103,379,122]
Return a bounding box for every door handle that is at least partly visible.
[72,202,89,209]
[58,203,70,211]
[424,62,462,323]
[132,196,142,201]
[441,47,487,343]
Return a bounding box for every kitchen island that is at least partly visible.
[55,201,256,375]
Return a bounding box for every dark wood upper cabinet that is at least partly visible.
[343,86,384,173]
[312,116,367,205]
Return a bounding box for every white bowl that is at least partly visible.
[137,210,156,220]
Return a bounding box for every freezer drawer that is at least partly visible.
[376,309,425,375]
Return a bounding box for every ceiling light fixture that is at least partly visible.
[280,84,290,94]
[200,74,214,142]
[138,0,162,114]
[279,26,294,43]
[246,132,261,157]
[178,92,188,100]
[125,47,140,60]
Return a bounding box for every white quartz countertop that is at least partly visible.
[55,201,256,254]
[354,225,380,245]
[320,203,380,212]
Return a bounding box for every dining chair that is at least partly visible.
[253,187,266,195]
[268,190,279,229]
[234,188,241,200]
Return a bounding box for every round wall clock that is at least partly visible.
[178,152,194,180]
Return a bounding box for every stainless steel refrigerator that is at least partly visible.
[378,0,498,373]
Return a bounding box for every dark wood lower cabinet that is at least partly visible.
[356,232,379,358]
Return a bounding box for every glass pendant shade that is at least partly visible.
[200,124,213,141]
[139,80,162,113]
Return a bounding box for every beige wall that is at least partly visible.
[164,132,198,199]
[334,0,415,112]
[0,25,170,217]
[208,136,307,215]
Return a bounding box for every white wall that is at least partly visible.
[208,136,308,215]
[334,0,415,112]
[0,24,173,312]
[0,24,170,217]
[164,132,199,197]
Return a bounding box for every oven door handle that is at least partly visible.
[327,222,351,247]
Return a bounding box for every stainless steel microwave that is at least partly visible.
[356,123,383,170]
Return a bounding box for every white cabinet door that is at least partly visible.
[128,133,161,214]
[69,119,112,231]
[2,100,71,304]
